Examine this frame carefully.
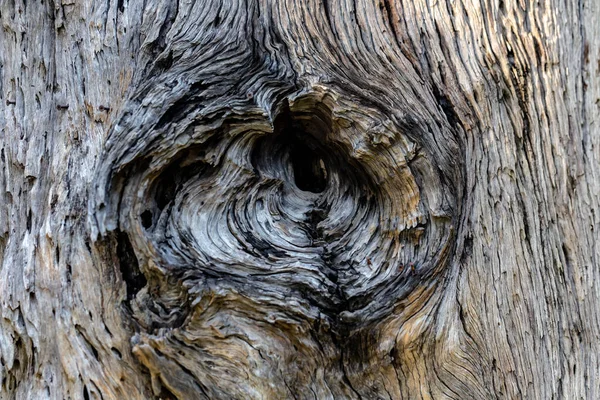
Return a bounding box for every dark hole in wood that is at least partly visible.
[111,347,122,359]
[158,386,178,400]
[90,344,99,360]
[26,209,32,232]
[116,230,147,301]
[155,169,177,210]
[305,207,328,242]
[83,385,90,400]
[66,263,72,284]
[432,85,460,128]
[289,138,328,193]
[154,149,210,211]
[273,101,330,193]
[140,210,153,229]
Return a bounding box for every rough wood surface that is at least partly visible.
[1,0,599,398]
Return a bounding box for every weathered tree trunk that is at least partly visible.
[1,0,599,398]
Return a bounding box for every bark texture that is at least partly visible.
[1,0,599,399]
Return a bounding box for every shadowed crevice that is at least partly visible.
[272,99,331,193]
[116,230,147,302]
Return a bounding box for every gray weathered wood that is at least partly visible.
[1,0,599,398]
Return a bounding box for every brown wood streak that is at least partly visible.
[0,0,598,399]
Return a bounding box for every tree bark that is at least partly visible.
[1,0,599,398]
